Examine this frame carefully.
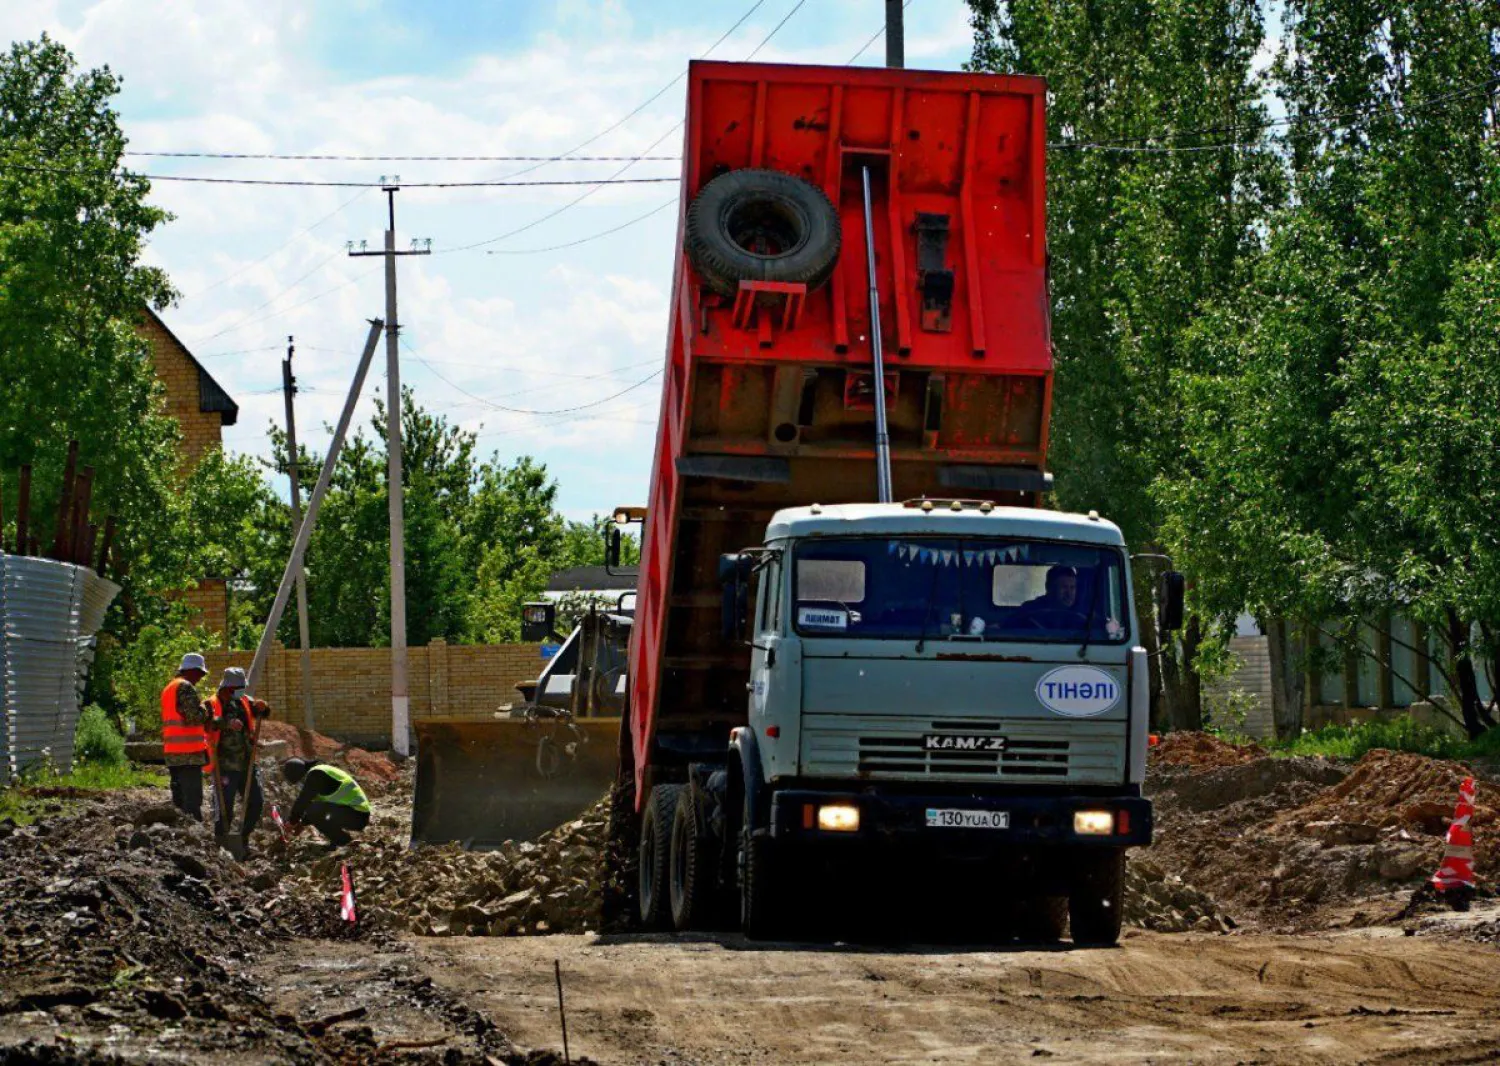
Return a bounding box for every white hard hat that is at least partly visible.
[179,653,207,673]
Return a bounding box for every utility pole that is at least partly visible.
[885,0,905,69]
[281,336,316,733]
[349,180,430,758]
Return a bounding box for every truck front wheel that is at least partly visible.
[638,784,684,930]
[739,793,785,940]
[1069,849,1125,947]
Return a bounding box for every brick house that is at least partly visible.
[138,307,239,637]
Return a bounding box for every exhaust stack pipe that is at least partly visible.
[862,166,894,504]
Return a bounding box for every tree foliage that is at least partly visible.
[0,36,182,599]
[970,0,1500,737]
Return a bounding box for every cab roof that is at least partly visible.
[764,502,1126,546]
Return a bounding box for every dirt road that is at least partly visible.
[414,926,1500,1065]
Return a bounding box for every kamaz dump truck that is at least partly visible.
[417,60,1183,945]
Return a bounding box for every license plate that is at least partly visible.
[925,808,1009,829]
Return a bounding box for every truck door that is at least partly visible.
[748,557,781,722]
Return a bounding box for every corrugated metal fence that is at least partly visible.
[0,552,120,783]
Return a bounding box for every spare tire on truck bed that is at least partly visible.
[684,168,841,296]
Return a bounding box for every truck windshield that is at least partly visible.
[792,537,1129,645]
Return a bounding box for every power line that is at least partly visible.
[128,151,680,162]
[1049,76,1500,154]
[197,264,383,343]
[442,0,808,255]
[747,0,808,60]
[0,162,682,188]
[484,0,770,185]
[484,197,676,256]
[405,338,662,415]
[196,344,283,360]
[847,0,913,65]
[184,189,368,301]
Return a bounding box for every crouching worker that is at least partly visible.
[282,758,371,847]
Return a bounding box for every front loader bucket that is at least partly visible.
[411,717,621,849]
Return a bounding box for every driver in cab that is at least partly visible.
[1016,565,1081,629]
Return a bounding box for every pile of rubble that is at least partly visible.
[277,800,609,938]
[1125,856,1235,933]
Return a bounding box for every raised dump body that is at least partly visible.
[627,60,1054,802]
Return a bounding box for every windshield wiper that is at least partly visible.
[914,553,943,654]
[1077,549,1104,659]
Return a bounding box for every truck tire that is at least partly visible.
[1015,895,1069,944]
[1069,849,1125,947]
[638,783,684,930]
[669,785,717,932]
[739,792,785,940]
[685,168,841,297]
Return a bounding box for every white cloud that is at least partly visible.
[16,0,972,514]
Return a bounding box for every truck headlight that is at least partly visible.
[817,804,860,832]
[1074,810,1114,836]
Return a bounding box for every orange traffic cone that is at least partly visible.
[1430,777,1477,910]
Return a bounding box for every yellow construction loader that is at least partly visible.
[411,604,628,847]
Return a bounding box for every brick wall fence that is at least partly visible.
[203,640,547,749]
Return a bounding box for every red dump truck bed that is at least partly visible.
[626,61,1052,800]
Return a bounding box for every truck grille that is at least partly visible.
[858,733,1069,777]
[801,715,1124,785]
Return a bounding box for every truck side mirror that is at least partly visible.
[719,553,753,642]
[605,527,623,568]
[1158,571,1186,635]
[520,601,557,643]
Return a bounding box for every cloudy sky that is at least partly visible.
[4,1,975,518]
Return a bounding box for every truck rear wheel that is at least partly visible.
[638,784,684,930]
[739,793,785,940]
[1069,850,1125,947]
[1016,895,1069,944]
[669,785,717,932]
[685,168,841,297]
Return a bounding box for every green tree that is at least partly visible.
[969,0,1280,727]
[0,36,181,601]
[1157,0,1500,737]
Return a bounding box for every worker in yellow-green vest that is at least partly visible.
[282,758,372,847]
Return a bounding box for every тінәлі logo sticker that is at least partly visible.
[1035,665,1121,717]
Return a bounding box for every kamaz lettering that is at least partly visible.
[923,734,1007,752]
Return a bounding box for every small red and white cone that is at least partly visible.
[1430,777,1477,910]
[270,804,291,844]
[340,862,358,925]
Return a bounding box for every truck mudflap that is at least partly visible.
[411,717,621,849]
[767,789,1152,848]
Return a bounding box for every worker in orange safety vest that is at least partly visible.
[160,653,210,818]
[204,667,271,841]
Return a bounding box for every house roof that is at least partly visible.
[143,306,239,427]
[545,565,638,593]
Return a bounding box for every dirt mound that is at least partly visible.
[1156,754,1347,812]
[0,785,567,1062]
[1277,748,1494,840]
[256,719,402,786]
[1145,748,1494,931]
[1151,731,1264,770]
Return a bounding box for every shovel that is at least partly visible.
[221,708,265,861]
